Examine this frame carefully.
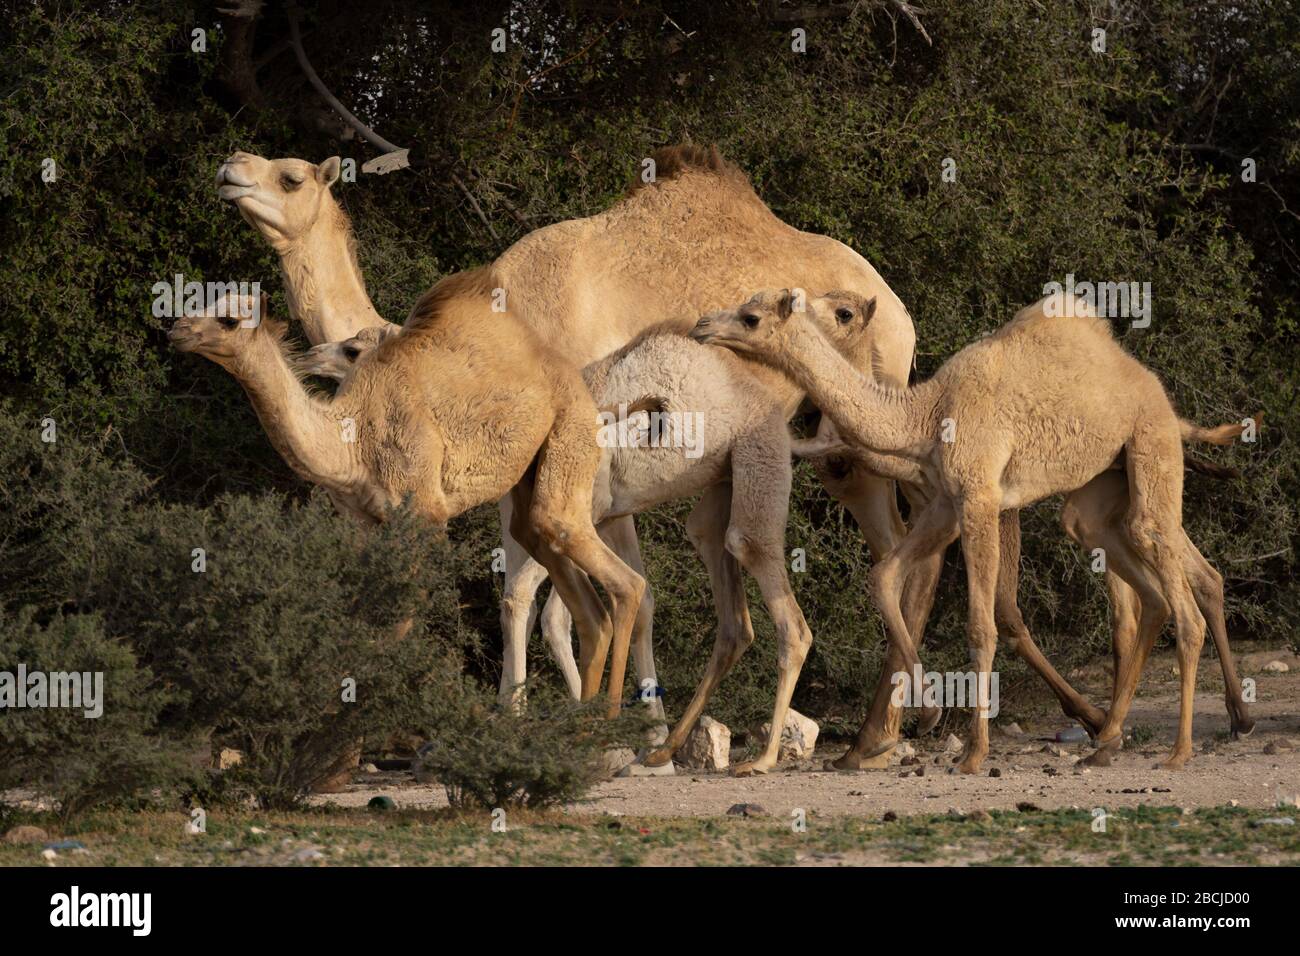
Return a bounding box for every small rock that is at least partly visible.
[914,765,925,777]
[677,716,730,771]
[757,709,820,761]
[367,796,396,812]
[1000,722,1026,738]
[989,767,1002,778]
[882,811,898,822]
[943,734,963,754]
[1262,660,1290,673]
[600,747,638,778]
[293,847,324,863]
[1016,801,1040,813]
[901,755,920,766]
[249,826,268,835]
[1055,726,1089,744]
[894,741,917,758]
[1251,817,1295,827]
[2,826,49,845]
[1263,739,1294,755]
[362,763,379,774]
[41,848,57,861]
[726,803,767,818]
[1042,744,1069,758]
[617,752,676,777]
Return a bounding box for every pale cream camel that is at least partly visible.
[167,280,645,716]
[293,324,396,380]
[694,293,1230,772]
[795,423,1254,767]
[217,146,939,729]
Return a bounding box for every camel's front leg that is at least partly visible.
[836,495,960,769]
[598,515,665,725]
[955,497,1000,774]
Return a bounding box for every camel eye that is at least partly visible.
[835,307,854,324]
[218,315,240,329]
[343,347,361,361]
[742,313,761,330]
[280,174,303,191]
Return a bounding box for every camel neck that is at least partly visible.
[227,334,354,488]
[774,322,931,456]
[280,207,383,345]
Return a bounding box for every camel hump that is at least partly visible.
[625,143,752,197]
[404,267,505,330]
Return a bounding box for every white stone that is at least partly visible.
[677,716,730,770]
[1263,660,1290,673]
[943,733,964,754]
[758,709,820,760]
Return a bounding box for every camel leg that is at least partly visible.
[1182,533,1253,737]
[954,495,1000,775]
[536,588,580,698]
[995,510,1108,735]
[597,515,665,724]
[727,429,814,777]
[835,496,961,767]
[529,406,645,717]
[817,463,944,769]
[1072,523,1170,767]
[1126,428,1207,770]
[508,484,617,704]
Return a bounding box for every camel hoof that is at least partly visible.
[1232,718,1256,740]
[730,761,770,778]
[955,757,983,775]
[1158,753,1190,771]
[642,747,674,768]
[1078,747,1114,768]
[826,750,892,772]
[916,706,943,736]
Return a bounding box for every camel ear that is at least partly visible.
[777,289,794,319]
[862,295,877,323]
[317,156,341,187]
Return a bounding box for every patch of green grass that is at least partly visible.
[2,804,1297,867]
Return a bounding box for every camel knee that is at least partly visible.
[868,559,902,609]
[633,583,655,639]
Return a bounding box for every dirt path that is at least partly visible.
[320,646,1300,819]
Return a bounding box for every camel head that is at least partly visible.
[216,150,342,249]
[690,289,876,357]
[293,324,395,380]
[167,291,279,365]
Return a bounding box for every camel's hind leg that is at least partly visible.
[994,510,1108,735]
[834,495,960,768]
[726,429,814,777]
[1125,424,1206,769]
[1182,534,1254,737]
[645,483,755,767]
[529,403,645,717]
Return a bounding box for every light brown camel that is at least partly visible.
[167,282,645,716]
[795,422,1254,767]
[694,293,1234,772]
[302,290,886,774]
[216,146,940,731]
[293,324,397,380]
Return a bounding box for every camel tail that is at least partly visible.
[1185,455,1240,481]
[1180,411,1261,446]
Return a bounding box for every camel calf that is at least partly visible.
[168,276,646,717]
[695,292,1239,772]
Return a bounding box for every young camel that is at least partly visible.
[167,277,646,717]
[694,294,1226,773]
[299,290,886,775]
[217,146,940,726]
[796,422,1254,767]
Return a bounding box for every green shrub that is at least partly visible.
[0,608,189,822]
[415,685,656,810]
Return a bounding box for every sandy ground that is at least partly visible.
[320,645,1300,819]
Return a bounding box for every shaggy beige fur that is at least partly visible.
[695,293,1231,772]
[168,281,645,716]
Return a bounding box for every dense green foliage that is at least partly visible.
[1,0,1296,810]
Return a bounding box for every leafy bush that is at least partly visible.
[415,684,656,810]
[0,608,189,822]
